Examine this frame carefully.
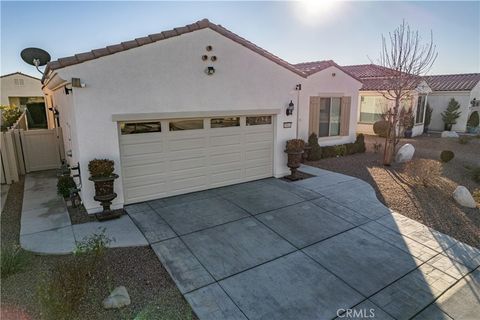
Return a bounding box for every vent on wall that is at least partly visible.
[14,78,24,86]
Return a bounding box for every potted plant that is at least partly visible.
[466,111,479,134]
[400,107,414,138]
[441,98,461,131]
[284,139,305,180]
[423,103,432,133]
[88,159,121,220]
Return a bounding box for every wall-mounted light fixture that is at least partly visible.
[295,84,302,91]
[205,66,215,75]
[64,85,72,95]
[286,100,294,116]
[71,78,85,88]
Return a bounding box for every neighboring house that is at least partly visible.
[0,72,52,129]
[42,19,362,213]
[341,64,432,137]
[423,74,480,132]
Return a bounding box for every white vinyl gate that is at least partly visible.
[119,116,274,204]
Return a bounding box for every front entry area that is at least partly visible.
[119,115,274,204]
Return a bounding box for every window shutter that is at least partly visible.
[309,96,320,135]
[340,96,351,136]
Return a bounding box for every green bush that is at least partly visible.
[471,167,480,183]
[37,229,111,320]
[467,111,479,127]
[307,133,322,161]
[285,139,305,153]
[88,159,114,177]
[354,134,366,153]
[440,150,455,163]
[334,145,347,157]
[441,98,461,128]
[373,120,389,138]
[345,143,357,155]
[321,146,337,158]
[57,176,76,198]
[458,136,471,145]
[0,105,23,131]
[1,246,29,278]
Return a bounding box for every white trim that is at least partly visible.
[112,109,281,122]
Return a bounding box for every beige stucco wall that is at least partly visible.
[428,91,471,132]
[1,73,44,105]
[46,28,361,213]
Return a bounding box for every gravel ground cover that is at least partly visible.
[307,133,480,248]
[1,177,196,320]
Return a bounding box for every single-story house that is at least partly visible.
[340,64,432,137]
[423,74,480,132]
[1,72,52,129]
[42,19,362,213]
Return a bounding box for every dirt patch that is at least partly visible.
[1,178,196,320]
[307,134,480,248]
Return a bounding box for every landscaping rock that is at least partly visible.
[453,186,477,208]
[395,144,415,163]
[102,286,131,309]
[441,131,459,138]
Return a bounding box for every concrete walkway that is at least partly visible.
[124,165,480,320]
[20,171,147,254]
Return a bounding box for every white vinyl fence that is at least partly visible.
[1,111,63,184]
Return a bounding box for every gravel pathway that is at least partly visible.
[307,134,480,248]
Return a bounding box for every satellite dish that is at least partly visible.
[21,47,51,74]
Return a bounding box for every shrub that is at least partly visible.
[57,176,76,198]
[354,134,366,153]
[88,159,114,177]
[440,150,455,162]
[441,98,461,128]
[285,139,305,153]
[470,167,480,183]
[334,145,347,157]
[37,230,111,320]
[1,246,29,278]
[467,111,479,128]
[0,105,22,131]
[307,133,322,160]
[345,143,357,155]
[321,146,337,158]
[458,136,471,145]
[373,120,389,138]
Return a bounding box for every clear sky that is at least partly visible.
[1,1,479,78]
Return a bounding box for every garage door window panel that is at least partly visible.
[169,119,204,131]
[211,117,240,128]
[120,122,161,135]
[246,116,272,126]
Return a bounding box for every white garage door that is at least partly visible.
[119,115,274,204]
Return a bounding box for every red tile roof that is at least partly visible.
[423,74,480,91]
[43,18,306,82]
[294,60,362,81]
[341,64,400,78]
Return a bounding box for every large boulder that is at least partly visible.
[441,131,459,138]
[453,186,477,208]
[395,144,415,163]
[102,286,131,309]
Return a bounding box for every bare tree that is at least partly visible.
[375,20,437,165]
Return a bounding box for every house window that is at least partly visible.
[316,98,342,137]
[246,116,272,126]
[415,95,426,124]
[120,122,161,135]
[359,96,387,123]
[169,119,204,131]
[211,117,240,128]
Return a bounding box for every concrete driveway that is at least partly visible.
[126,165,480,320]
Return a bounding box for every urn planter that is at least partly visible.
[88,159,122,221]
[284,139,305,181]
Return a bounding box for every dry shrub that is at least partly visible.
[403,159,442,187]
[473,189,480,205]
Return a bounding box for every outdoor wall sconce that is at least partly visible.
[205,66,215,75]
[64,85,72,95]
[286,100,294,116]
